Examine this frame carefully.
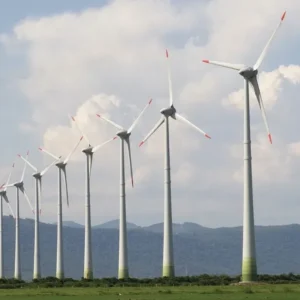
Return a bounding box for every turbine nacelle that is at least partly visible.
[238,67,258,80]
[117,130,131,140]
[33,173,42,179]
[82,147,93,155]
[56,162,67,168]
[14,182,24,188]
[160,105,176,118]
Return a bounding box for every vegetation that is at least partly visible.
[1,273,300,289]
[1,284,300,299]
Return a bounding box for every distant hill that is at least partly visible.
[3,216,300,280]
[144,222,209,235]
[93,219,140,230]
[53,221,84,228]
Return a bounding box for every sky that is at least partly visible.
[1,0,300,228]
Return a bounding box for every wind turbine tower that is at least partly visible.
[4,151,34,280]
[71,115,117,279]
[96,98,153,279]
[139,50,211,277]
[202,11,286,282]
[0,163,15,279]
[39,136,83,279]
[19,154,59,279]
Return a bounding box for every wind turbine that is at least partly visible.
[18,154,60,279]
[139,50,211,277]
[4,151,34,280]
[71,115,117,279]
[202,11,286,282]
[0,163,15,279]
[96,98,153,279]
[38,136,83,279]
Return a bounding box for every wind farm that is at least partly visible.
[1,3,300,299]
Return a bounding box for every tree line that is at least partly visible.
[0,273,300,288]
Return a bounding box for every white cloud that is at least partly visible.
[1,0,300,226]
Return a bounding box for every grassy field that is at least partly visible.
[1,285,300,299]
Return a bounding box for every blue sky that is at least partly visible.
[1,0,300,227]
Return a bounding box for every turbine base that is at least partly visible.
[118,268,129,279]
[242,257,257,282]
[162,265,175,277]
[83,269,93,280]
[56,271,64,280]
[33,273,41,280]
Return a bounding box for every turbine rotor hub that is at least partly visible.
[160,105,176,118]
[117,130,130,139]
[82,146,93,154]
[239,67,258,80]
[14,182,23,188]
[33,173,42,179]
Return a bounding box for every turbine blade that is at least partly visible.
[62,167,69,207]
[5,162,15,189]
[127,98,153,134]
[18,155,38,173]
[69,114,91,146]
[3,183,16,188]
[38,147,60,161]
[175,113,211,139]
[139,117,165,147]
[253,11,286,70]
[166,49,173,106]
[202,59,244,71]
[3,194,15,218]
[38,178,42,215]
[96,114,124,131]
[63,136,84,164]
[89,154,93,178]
[40,158,60,176]
[20,150,29,182]
[125,138,134,188]
[92,136,118,153]
[20,186,34,214]
[249,76,272,144]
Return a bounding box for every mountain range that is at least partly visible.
[2,216,300,280]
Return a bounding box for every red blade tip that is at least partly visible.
[268,134,272,144]
[38,147,43,151]
[96,114,101,118]
[80,136,84,141]
[205,134,211,139]
[17,154,21,158]
[166,49,169,58]
[113,136,118,140]
[71,116,75,121]
[202,59,209,63]
[149,98,153,104]
[281,11,286,21]
[139,141,144,147]
[131,177,134,188]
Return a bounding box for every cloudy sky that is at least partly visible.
[0,0,300,228]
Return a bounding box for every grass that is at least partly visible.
[1,284,300,299]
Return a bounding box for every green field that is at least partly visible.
[1,285,300,299]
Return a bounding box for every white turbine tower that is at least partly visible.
[71,115,117,279]
[38,136,83,279]
[202,11,286,282]
[139,50,211,277]
[4,151,34,280]
[18,154,59,279]
[0,163,15,279]
[96,98,153,279]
